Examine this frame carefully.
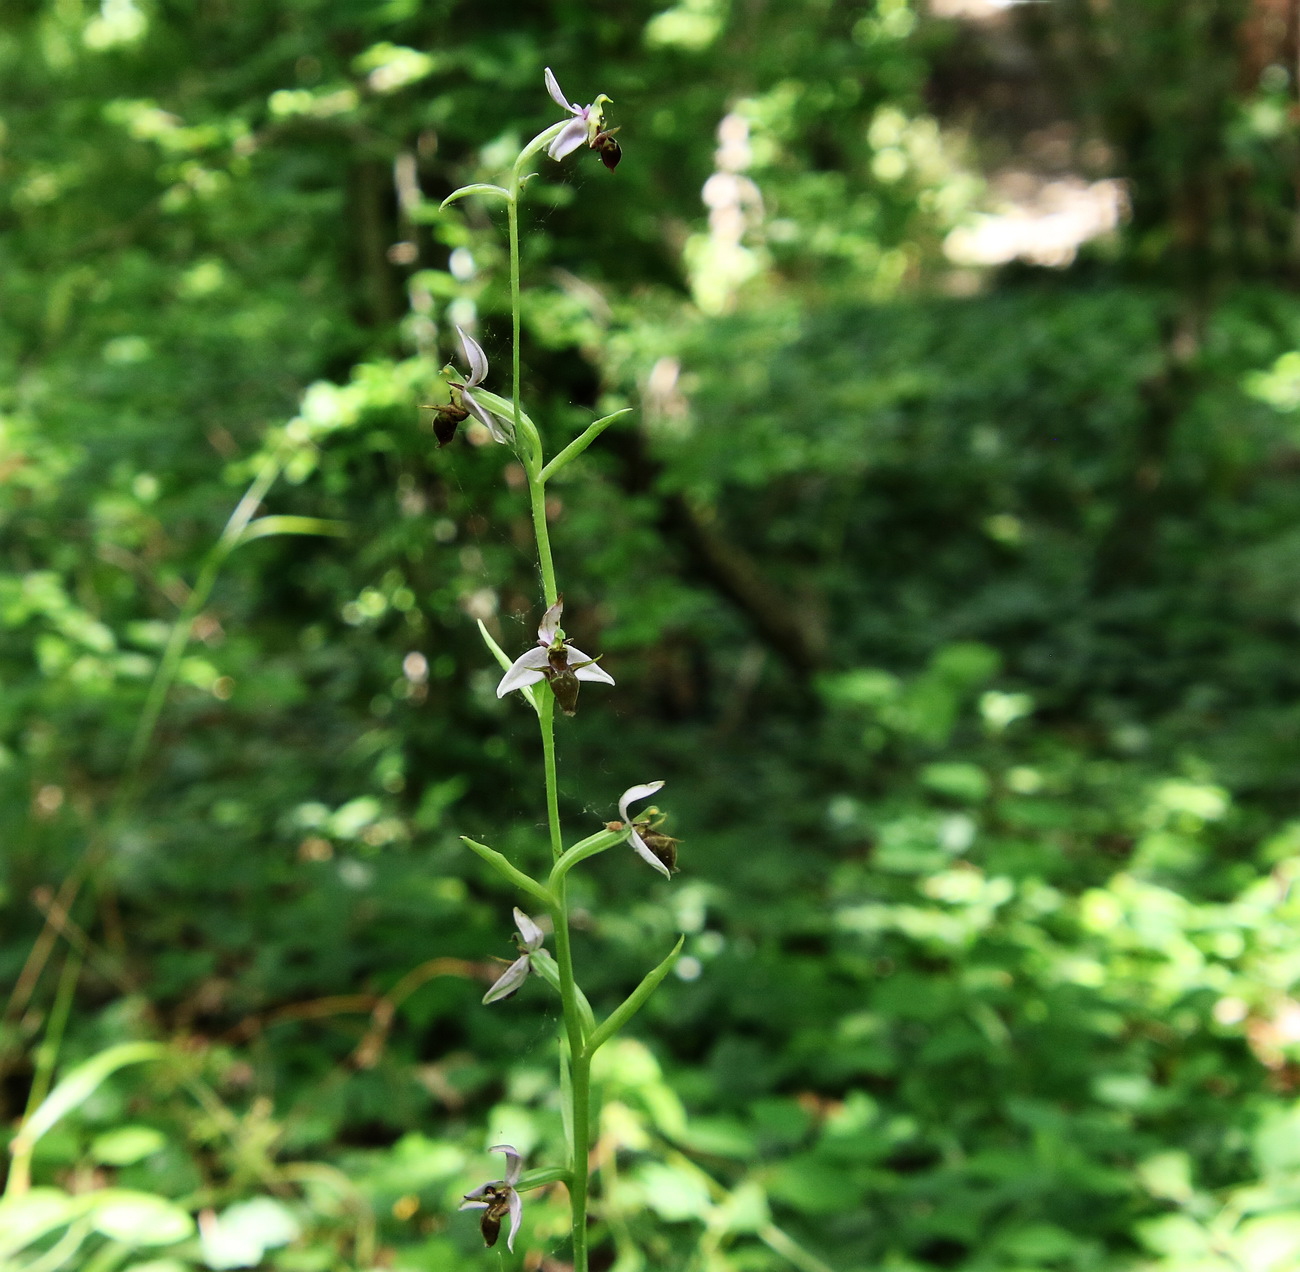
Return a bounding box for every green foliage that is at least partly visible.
[5,0,1300,1269]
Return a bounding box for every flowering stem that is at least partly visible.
[507,165,591,1271]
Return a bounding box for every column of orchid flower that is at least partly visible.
[436,71,682,1269]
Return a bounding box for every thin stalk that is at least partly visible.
[7,952,82,1197]
[527,491,590,1264]
[567,1049,592,1272]
[528,474,559,606]
[508,168,590,1264]
[508,196,525,465]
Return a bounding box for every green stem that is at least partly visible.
[508,159,588,1268]
[540,691,592,1271]
[507,196,525,467]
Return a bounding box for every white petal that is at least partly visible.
[567,647,615,686]
[489,1144,524,1185]
[496,646,550,697]
[630,826,673,878]
[619,781,665,822]
[457,326,489,387]
[537,598,564,645]
[505,1188,523,1250]
[460,388,513,445]
[513,908,545,951]
[482,956,530,1004]
[459,1197,490,1211]
[547,117,589,160]
[544,67,580,114]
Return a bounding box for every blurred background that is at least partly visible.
[6,0,1300,1268]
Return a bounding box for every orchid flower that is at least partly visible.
[544,67,622,169]
[611,781,678,878]
[460,1144,524,1250]
[482,908,545,1005]
[449,327,514,446]
[496,596,615,716]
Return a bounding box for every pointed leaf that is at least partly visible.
[540,409,633,482]
[237,515,348,545]
[461,838,555,909]
[583,937,684,1058]
[439,183,512,209]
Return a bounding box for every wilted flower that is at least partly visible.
[460,1144,524,1250]
[428,327,514,447]
[483,908,545,1005]
[607,781,678,878]
[544,67,622,170]
[496,596,615,716]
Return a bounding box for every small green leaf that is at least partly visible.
[90,1126,167,1167]
[461,837,555,909]
[237,515,348,545]
[439,183,512,209]
[584,936,684,1058]
[539,408,634,482]
[90,1190,195,1247]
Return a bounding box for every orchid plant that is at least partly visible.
[440,70,684,1269]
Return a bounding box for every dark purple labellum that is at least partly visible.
[476,1186,512,1248]
[544,653,582,716]
[424,400,468,447]
[592,129,622,170]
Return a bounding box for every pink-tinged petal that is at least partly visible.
[456,327,489,386]
[547,117,589,160]
[537,598,564,645]
[505,1188,523,1250]
[513,908,545,951]
[460,1183,493,1204]
[630,826,673,878]
[459,388,513,445]
[544,67,580,115]
[619,781,665,823]
[496,646,550,697]
[483,955,530,1004]
[490,1144,524,1185]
